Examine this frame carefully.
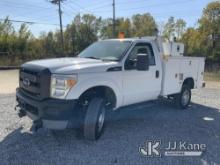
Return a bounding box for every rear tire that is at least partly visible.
[174,85,191,109]
[83,98,106,140]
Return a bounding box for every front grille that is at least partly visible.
[19,64,51,100]
[20,70,40,97]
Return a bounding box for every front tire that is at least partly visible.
[174,85,191,109]
[83,98,106,140]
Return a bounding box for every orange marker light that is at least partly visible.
[67,79,77,87]
[118,32,125,39]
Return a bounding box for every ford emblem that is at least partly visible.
[23,78,30,86]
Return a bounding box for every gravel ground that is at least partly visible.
[0,88,220,165]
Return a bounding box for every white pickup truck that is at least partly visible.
[16,36,205,140]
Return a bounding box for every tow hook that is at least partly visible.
[18,110,26,118]
[30,120,42,133]
[14,104,20,111]
[15,105,26,118]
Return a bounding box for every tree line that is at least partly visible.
[0,1,219,67]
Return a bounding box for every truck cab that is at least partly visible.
[16,37,205,140]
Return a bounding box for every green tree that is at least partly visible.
[17,23,31,56]
[0,16,15,54]
[175,19,186,40]
[64,23,77,55]
[100,18,132,39]
[100,13,156,39]
[182,28,205,56]
[40,31,57,56]
[64,14,100,54]
[198,1,220,60]
[117,18,132,37]
[163,16,175,41]
[132,13,157,37]
[182,1,220,62]
[100,18,114,39]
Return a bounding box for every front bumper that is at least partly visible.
[16,88,81,130]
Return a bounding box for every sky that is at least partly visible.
[0,0,214,37]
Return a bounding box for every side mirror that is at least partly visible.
[136,53,149,71]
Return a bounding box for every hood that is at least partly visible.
[22,57,119,74]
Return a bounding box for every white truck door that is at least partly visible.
[122,42,161,106]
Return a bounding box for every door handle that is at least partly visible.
[156,70,159,78]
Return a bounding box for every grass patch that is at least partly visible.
[204,72,220,82]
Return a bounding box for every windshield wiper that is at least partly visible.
[102,59,118,62]
[101,57,119,62]
[85,56,101,60]
[85,56,118,62]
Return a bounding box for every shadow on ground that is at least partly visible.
[0,101,220,165]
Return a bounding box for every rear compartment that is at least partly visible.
[161,56,205,96]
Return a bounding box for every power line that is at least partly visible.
[89,0,196,13]
[122,8,202,18]
[116,0,154,5]
[62,4,77,23]
[0,18,61,26]
[63,3,79,16]
[83,0,110,7]
[86,4,111,11]
[0,1,58,21]
[63,1,89,17]
[119,0,196,11]
[0,1,52,10]
[1,11,60,27]
[33,14,60,23]
[68,0,94,14]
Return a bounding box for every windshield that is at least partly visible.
[78,40,131,61]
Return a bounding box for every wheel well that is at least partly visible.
[78,86,117,108]
[183,78,194,89]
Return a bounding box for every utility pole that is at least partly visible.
[112,0,116,38]
[49,0,64,54]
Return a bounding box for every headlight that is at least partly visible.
[50,74,77,99]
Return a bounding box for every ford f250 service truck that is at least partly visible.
[15,36,205,140]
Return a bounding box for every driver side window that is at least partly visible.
[125,43,155,70]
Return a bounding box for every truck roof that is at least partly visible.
[103,36,157,43]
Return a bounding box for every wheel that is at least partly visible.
[174,85,191,109]
[83,98,106,140]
